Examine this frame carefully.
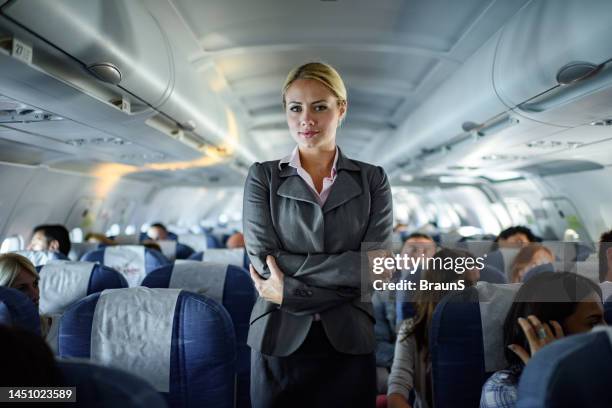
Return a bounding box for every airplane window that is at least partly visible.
[106,224,121,236]
[140,223,151,233]
[457,226,484,237]
[435,203,461,230]
[563,228,580,242]
[0,235,24,254]
[124,225,136,235]
[218,214,229,225]
[452,203,468,219]
[490,203,513,231]
[190,225,203,234]
[504,198,537,227]
[70,227,83,243]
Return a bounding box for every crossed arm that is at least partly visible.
[243,163,393,315]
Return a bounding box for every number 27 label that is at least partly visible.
[11,38,33,64]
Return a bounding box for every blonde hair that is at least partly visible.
[282,62,347,107]
[0,253,39,287]
[510,244,553,283]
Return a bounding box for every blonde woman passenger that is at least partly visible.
[243,62,393,407]
[0,253,52,338]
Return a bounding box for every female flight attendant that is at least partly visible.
[243,62,394,407]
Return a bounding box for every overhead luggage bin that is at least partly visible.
[379,31,510,169]
[2,0,173,110]
[494,0,612,126]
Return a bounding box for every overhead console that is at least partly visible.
[2,0,173,113]
[0,0,234,161]
[493,0,612,127]
[384,0,612,174]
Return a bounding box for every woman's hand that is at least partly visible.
[249,255,284,305]
[508,315,564,364]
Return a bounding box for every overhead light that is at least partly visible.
[417,114,520,166]
[481,154,518,161]
[457,226,484,237]
[90,137,130,146]
[0,95,63,123]
[482,171,523,181]
[590,119,612,126]
[525,140,583,149]
[461,114,519,138]
[120,152,166,162]
[419,146,449,161]
[65,137,130,146]
[65,139,86,147]
[526,140,562,148]
[146,114,209,153]
[566,142,583,149]
[474,114,519,138]
[438,176,478,184]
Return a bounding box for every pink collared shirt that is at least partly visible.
[279,146,339,206]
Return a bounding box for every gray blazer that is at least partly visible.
[243,149,393,356]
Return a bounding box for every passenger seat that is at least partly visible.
[0,286,41,335]
[58,287,236,408]
[155,240,195,261]
[517,326,612,408]
[81,245,169,287]
[37,261,128,316]
[189,248,248,269]
[429,282,520,408]
[142,261,255,408]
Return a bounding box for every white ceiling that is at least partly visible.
[159,0,531,162]
[9,0,610,187]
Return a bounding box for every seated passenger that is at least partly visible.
[388,248,478,408]
[0,253,40,307]
[480,272,605,408]
[146,222,170,241]
[226,232,245,249]
[400,233,437,262]
[395,233,439,324]
[27,224,71,258]
[145,223,194,259]
[494,226,538,249]
[510,244,554,283]
[0,253,53,337]
[598,229,612,282]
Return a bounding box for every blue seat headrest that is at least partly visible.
[80,246,170,286]
[522,262,555,282]
[517,327,612,408]
[479,264,507,284]
[59,288,236,407]
[0,286,41,335]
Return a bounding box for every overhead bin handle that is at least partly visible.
[518,60,612,113]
